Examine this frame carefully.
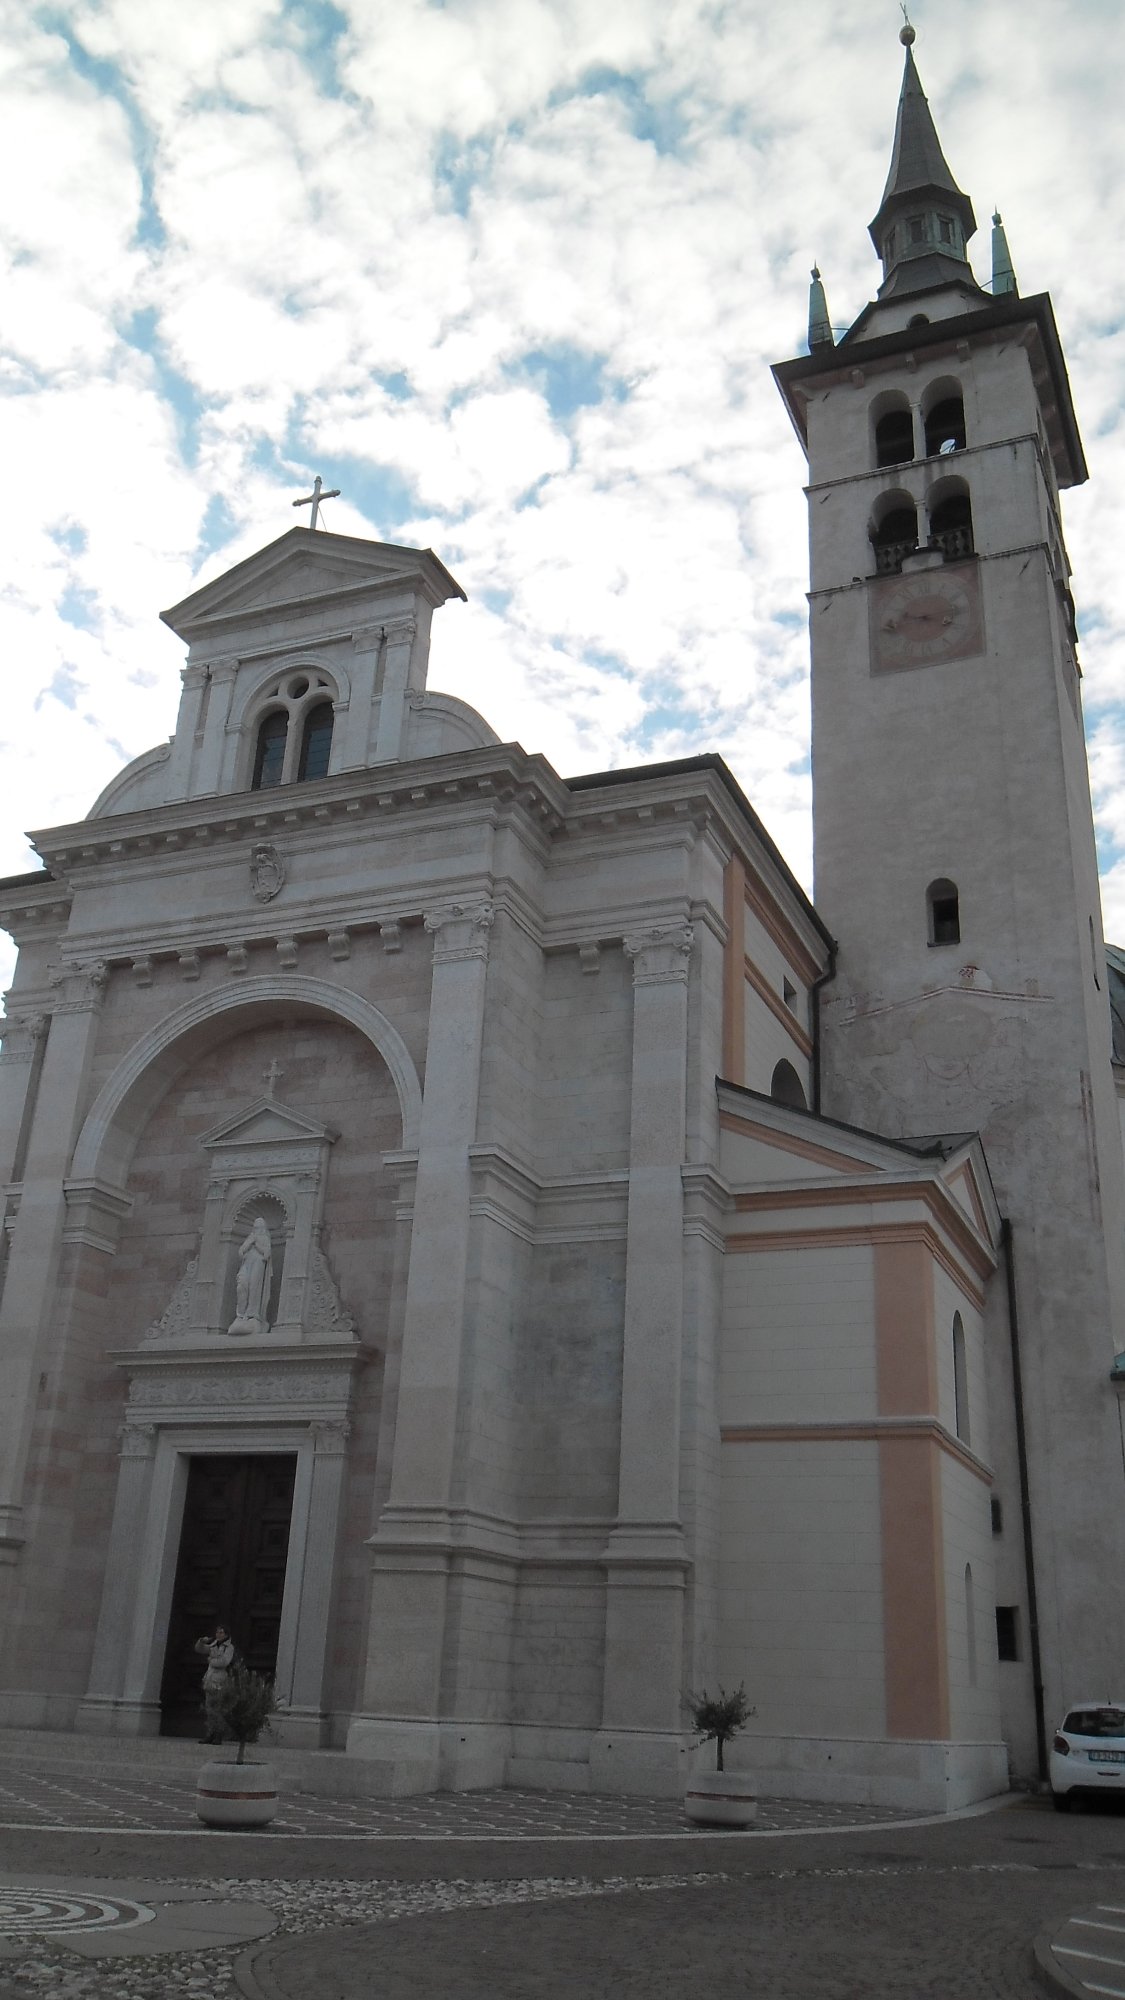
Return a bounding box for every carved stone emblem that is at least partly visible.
[250,843,286,903]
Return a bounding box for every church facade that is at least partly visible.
[0,37,1120,1811]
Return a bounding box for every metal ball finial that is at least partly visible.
[900,22,916,46]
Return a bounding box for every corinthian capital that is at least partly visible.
[0,1013,48,1065]
[623,923,695,986]
[424,901,494,965]
[48,960,110,1015]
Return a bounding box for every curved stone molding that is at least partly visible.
[623,923,695,986]
[424,901,494,965]
[69,973,424,1187]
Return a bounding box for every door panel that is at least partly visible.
[159,1454,296,1736]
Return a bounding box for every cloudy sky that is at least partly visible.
[3,0,1125,990]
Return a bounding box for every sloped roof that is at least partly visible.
[1108,943,1125,1065]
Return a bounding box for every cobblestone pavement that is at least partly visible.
[0,1768,910,1838]
[0,1789,1122,1999]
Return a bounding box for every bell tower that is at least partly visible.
[773,28,1125,1770]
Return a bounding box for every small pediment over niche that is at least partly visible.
[160,527,465,644]
[200,1097,337,1152]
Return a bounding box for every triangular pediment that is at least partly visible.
[200,1096,337,1151]
[161,528,466,643]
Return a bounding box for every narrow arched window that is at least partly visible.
[770,1059,807,1110]
[929,486,974,561]
[927,878,960,946]
[252,710,288,790]
[297,701,334,782]
[953,1312,970,1445]
[870,500,918,576]
[925,394,966,457]
[874,404,914,470]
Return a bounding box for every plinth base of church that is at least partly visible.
[345,1717,512,1795]
[725,1734,1010,1814]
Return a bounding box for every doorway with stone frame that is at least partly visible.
[159,1452,296,1737]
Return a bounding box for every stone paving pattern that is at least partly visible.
[0,1778,1121,1998]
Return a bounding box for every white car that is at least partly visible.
[1050,1703,1125,1810]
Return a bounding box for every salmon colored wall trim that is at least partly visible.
[742,870,823,986]
[875,1238,937,1416]
[874,1238,949,1739]
[731,1178,996,1279]
[718,1111,868,1176]
[722,858,747,1084]
[742,953,815,1056]
[725,1220,985,1310]
[879,1434,951,1737]
[719,1418,992,1486]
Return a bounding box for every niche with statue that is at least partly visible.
[141,1092,356,1349]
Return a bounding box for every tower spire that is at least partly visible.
[868,25,979,299]
[991,210,1018,296]
[808,266,834,352]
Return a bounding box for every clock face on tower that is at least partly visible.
[870,565,984,672]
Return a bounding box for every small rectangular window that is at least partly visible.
[990,1495,1003,1534]
[909,216,926,244]
[996,1606,1019,1661]
[939,215,954,243]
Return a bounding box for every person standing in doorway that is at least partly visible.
[195,1625,236,1743]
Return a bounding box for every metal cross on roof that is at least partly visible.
[292,475,340,530]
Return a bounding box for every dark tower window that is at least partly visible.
[770,1060,807,1110]
[929,486,974,561]
[924,394,966,457]
[297,701,334,782]
[996,1607,1020,1661]
[870,501,918,575]
[938,215,955,244]
[874,405,914,469]
[252,710,288,790]
[927,878,960,946]
[908,215,926,244]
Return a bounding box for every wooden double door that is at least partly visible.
[159,1454,296,1737]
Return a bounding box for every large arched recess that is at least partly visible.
[70,974,423,1191]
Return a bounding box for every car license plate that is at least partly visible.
[1089,1750,1125,1763]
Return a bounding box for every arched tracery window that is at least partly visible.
[923,380,967,457]
[248,670,337,791]
[928,482,974,562]
[252,710,288,790]
[873,395,915,471]
[298,702,335,782]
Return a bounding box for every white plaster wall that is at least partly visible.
[719,1439,885,1738]
[721,1244,877,1424]
[941,1451,1002,1745]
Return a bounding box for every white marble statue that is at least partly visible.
[228,1216,273,1336]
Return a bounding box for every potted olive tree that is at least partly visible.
[683,1683,758,1827]
[195,1665,281,1829]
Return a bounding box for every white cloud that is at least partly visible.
[1,0,1124,1025]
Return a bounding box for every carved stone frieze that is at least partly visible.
[623,923,695,987]
[250,843,286,903]
[47,960,109,1014]
[142,1255,199,1345]
[126,1362,354,1412]
[307,1245,355,1337]
[424,901,494,965]
[0,1013,48,1066]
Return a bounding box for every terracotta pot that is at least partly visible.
[195,1758,279,1829]
[684,1769,758,1828]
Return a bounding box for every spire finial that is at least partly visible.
[990,209,1018,297]
[900,5,916,45]
[808,265,834,352]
